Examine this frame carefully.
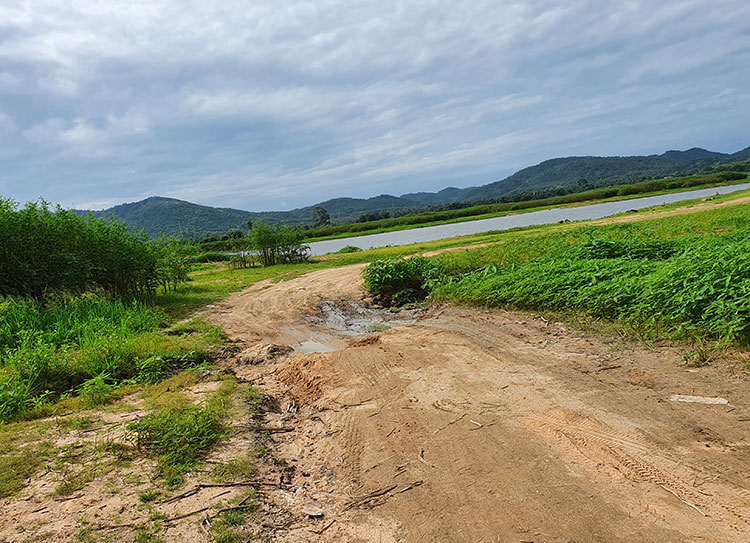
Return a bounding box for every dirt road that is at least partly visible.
[209,263,750,543]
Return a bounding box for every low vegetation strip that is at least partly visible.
[363,203,750,346]
[0,293,226,421]
[302,172,748,241]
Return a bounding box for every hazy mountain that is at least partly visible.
[77,145,749,238]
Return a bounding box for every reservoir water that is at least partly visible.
[308,183,750,256]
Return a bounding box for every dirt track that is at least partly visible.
[209,263,750,543]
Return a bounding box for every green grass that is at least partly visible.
[0,295,227,421]
[425,203,750,346]
[128,404,227,478]
[0,440,55,498]
[210,454,257,483]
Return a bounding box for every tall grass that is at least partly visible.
[0,294,224,421]
[364,204,750,346]
[431,227,750,345]
[0,199,159,299]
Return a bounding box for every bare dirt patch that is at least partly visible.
[206,264,749,542]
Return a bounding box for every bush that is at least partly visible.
[247,223,309,266]
[337,245,362,254]
[362,257,444,305]
[0,199,158,299]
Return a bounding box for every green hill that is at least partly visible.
[76,145,750,238]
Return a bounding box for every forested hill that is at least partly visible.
[78,194,418,239]
[77,146,750,238]
[403,146,750,205]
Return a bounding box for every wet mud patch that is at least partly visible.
[307,299,423,336]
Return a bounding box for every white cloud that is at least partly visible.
[0,0,748,210]
[23,111,149,156]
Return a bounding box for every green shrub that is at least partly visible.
[362,256,445,304]
[128,405,227,473]
[337,245,362,253]
[77,374,115,406]
[0,199,157,299]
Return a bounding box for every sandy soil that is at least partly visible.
[207,263,750,543]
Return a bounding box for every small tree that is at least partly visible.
[248,222,309,266]
[312,206,331,227]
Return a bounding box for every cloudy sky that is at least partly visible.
[0,1,748,211]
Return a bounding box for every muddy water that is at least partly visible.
[308,183,750,256]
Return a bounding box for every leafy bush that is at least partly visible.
[362,256,445,305]
[337,245,362,253]
[0,199,158,299]
[184,252,232,264]
[248,223,309,266]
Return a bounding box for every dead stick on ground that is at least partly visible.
[469,419,483,429]
[433,413,466,434]
[210,504,256,520]
[161,481,276,504]
[237,425,295,433]
[398,480,424,493]
[95,523,138,531]
[164,506,212,523]
[310,519,336,535]
[345,484,398,510]
[596,365,622,372]
[659,485,707,516]
[333,397,374,408]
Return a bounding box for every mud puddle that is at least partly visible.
[306,299,423,336]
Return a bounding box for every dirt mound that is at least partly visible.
[239,343,293,365]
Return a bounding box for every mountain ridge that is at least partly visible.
[77,146,750,238]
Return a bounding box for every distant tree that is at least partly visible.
[312,206,331,227]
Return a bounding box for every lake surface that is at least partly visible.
[308,183,750,256]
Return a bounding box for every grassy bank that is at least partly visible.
[364,202,750,348]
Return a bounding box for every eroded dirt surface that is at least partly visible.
[209,263,750,543]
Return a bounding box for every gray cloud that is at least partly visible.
[0,0,748,211]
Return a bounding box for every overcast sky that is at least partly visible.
[0,1,748,211]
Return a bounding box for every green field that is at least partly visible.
[364,201,750,349]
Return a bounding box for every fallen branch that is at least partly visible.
[164,506,211,523]
[332,397,374,408]
[161,481,277,504]
[433,413,466,434]
[596,365,622,373]
[398,480,424,493]
[94,523,138,531]
[236,425,295,433]
[310,519,336,535]
[344,484,398,510]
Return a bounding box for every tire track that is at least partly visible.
[526,410,750,534]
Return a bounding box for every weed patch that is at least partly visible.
[129,404,228,478]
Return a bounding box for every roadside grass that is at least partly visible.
[420,204,750,347]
